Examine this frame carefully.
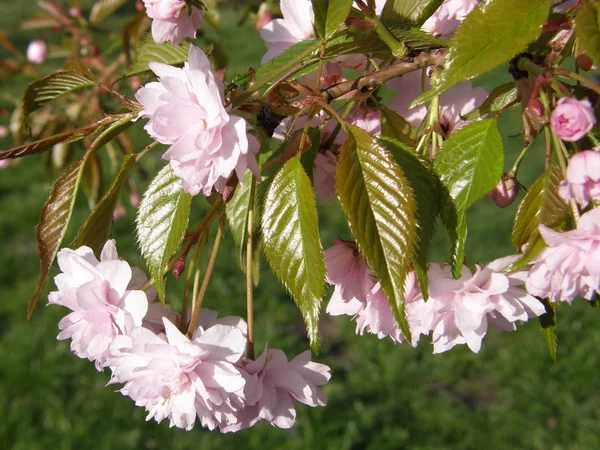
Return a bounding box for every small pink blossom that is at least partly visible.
[558,150,600,207]
[551,97,596,142]
[259,0,315,63]
[222,346,330,432]
[387,70,487,135]
[347,107,382,135]
[143,0,204,46]
[136,45,260,196]
[313,151,337,202]
[26,40,48,64]
[48,240,150,369]
[526,207,600,303]
[108,315,248,431]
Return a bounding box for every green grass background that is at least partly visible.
[1,2,600,449]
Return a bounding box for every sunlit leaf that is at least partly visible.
[434,119,503,277]
[28,159,84,318]
[312,0,353,38]
[337,125,418,339]
[511,164,568,252]
[90,0,127,25]
[136,165,192,304]
[575,2,600,67]
[262,157,325,352]
[23,70,96,116]
[379,104,418,147]
[226,172,258,274]
[461,82,518,121]
[125,35,191,77]
[381,0,443,25]
[74,155,137,256]
[412,0,550,107]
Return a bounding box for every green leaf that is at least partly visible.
[0,117,116,160]
[74,155,137,256]
[511,164,568,252]
[539,298,558,362]
[28,159,84,318]
[381,0,444,25]
[125,35,190,77]
[575,2,600,68]
[337,125,418,340]
[461,82,518,121]
[379,104,418,147]
[136,165,192,304]
[262,157,325,352]
[23,70,96,116]
[226,171,258,274]
[301,128,321,183]
[411,0,550,107]
[81,153,102,210]
[312,0,353,38]
[90,0,127,25]
[434,119,504,277]
[379,137,439,298]
[254,39,321,88]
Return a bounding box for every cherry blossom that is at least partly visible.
[558,150,600,207]
[107,315,248,431]
[526,208,600,304]
[551,97,596,142]
[313,151,338,202]
[422,0,481,39]
[142,0,204,46]
[26,40,48,64]
[222,346,330,432]
[48,240,150,369]
[136,45,259,196]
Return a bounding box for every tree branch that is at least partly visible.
[320,49,447,102]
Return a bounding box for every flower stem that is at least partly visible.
[245,178,257,360]
[187,226,223,337]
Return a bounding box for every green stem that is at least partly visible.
[509,142,533,176]
[245,179,257,360]
[186,226,223,337]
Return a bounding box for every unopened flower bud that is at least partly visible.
[255,3,272,30]
[69,7,81,18]
[576,52,594,72]
[0,125,8,138]
[488,174,519,208]
[129,190,140,208]
[113,203,126,220]
[173,258,186,280]
[26,40,49,65]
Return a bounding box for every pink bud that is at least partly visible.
[0,160,11,169]
[0,125,8,138]
[113,203,126,220]
[26,40,49,65]
[129,190,140,208]
[488,174,519,208]
[172,258,186,280]
[551,97,596,142]
[255,3,272,31]
[69,7,81,18]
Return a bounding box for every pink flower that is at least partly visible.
[526,208,600,303]
[427,260,543,354]
[222,346,330,432]
[259,0,315,63]
[108,315,248,431]
[313,151,337,202]
[558,150,600,207]
[422,0,481,39]
[551,97,596,142]
[347,107,382,135]
[48,240,150,369]
[487,174,519,208]
[26,40,48,64]
[136,45,259,196]
[325,240,374,304]
[143,0,204,46]
[387,70,487,135]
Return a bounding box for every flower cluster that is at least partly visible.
[136,45,260,196]
[49,240,330,431]
[142,0,204,46]
[325,241,545,353]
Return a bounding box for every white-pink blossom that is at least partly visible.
[526,207,600,303]
[259,0,315,63]
[143,0,204,46]
[387,70,487,135]
[222,346,330,432]
[551,97,596,142]
[26,40,48,64]
[108,315,248,431]
[422,0,481,39]
[558,150,600,207]
[48,240,150,369]
[313,151,337,202]
[136,45,259,196]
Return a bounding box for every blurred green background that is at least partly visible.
[1,2,600,449]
